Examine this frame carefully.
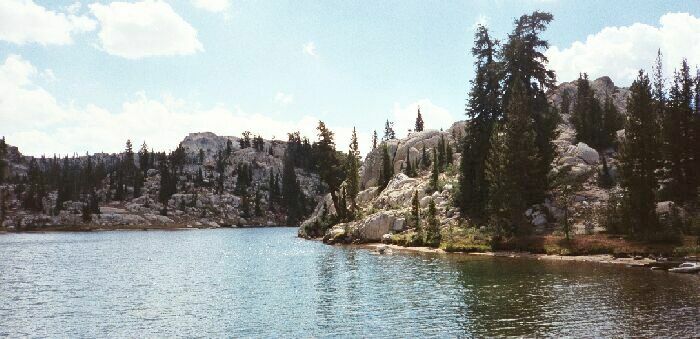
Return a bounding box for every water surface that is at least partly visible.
[1,228,698,337]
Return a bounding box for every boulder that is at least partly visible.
[353,211,401,242]
[574,142,600,165]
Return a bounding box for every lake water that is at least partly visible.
[0,227,698,337]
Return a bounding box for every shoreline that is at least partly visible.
[0,224,298,234]
[358,243,700,269]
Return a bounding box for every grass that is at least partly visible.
[440,227,492,253]
[494,234,700,257]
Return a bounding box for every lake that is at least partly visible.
[0,227,698,337]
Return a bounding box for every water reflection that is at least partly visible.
[0,228,698,337]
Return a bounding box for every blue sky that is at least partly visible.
[2,0,700,156]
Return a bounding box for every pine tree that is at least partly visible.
[411,190,420,232]
[268,170,277,210]
[198,148,205,165]
[383,120,396,140]
[421,144,430,170]
[619,70,661,240]
[485,125,509,233]
[560,90,571,115]
[662,59,696,203]
[378,143,393,190]
[458,24,502,222]
[572,73,605,149]
[501,11,558,202]
[425,199,441,247]
[430,149,439,192]
[404,150,415,177]
[139,141,149,172]
[346,127,361,213]
[445,141,453,168]
[372,130,378,150]
[415,106,424,132]
[254,190,262,217]
[316,121,345,216]
[601,93,622,148]
[598,155,614,189]
[437,136,445,170]
[215,151,226,194]
[501,78,541,235]
[0,136,6,183]
[281,148,304,224]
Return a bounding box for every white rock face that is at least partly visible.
[353,210,402,241]
[359,121,464,189]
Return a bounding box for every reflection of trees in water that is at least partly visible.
[451,257,557,337]
[451,257,700,337]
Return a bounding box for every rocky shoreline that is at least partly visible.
[357,243,700,273]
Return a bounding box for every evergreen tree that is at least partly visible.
[421,144,430,170]
[425,199,441,247]
[598,155,614,189]
[404,150,416,178]
[372,130,378,150]
[445,141,453,168]
[500,79,541,235]
[458,24,502,222]
[215,151,226,194]
[240,131,252,148]
[254,189,262,217]
[81,199,92,223]
[158,155,175,206]
[485,125,509,233]
[601,93,622,148]
[346,127,361,212]
[662,59,696,203]
[415,106,424,132]
[619,71,661,240]
[240,192,251,219]
[139,141,149,172]
[501,11,558,202]
[430,149,439,192]
[196,167,204,187]
[281,148,304,224]
[268,170,277,210]
[0,137,7,183]
[383,120,396,140]
[199,148,205,165]
[437,136,445,170]
[315,121,345,217]
[572,73,605,149]
[560,90,571,115]
[378,143,393,190]
[411,190,420,232]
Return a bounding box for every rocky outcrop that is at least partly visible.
[0,132,324,231]
[360,122,464,189]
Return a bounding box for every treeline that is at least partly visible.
[457,12,699,241]
[457,12,560,236]
[604,54,700,241]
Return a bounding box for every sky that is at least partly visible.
[1,0,700,157]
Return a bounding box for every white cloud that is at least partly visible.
[191,0,230,13]
[302,42,318,57]
[0,54,368,157]
[0,0,96,45]
[274,92,294,105]
[391,99,455,138]
[89,0,203,59]
[473,14,489,29]
[546,12,700,85]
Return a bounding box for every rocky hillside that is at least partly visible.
[0,132,323,231]
[300,76,680,245]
